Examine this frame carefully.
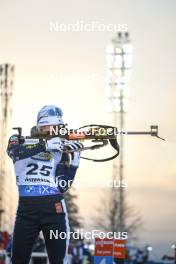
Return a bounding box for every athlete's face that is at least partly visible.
[39,125,51,134]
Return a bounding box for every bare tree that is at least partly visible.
[92,188,142,241]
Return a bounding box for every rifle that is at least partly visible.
[13,124,165,162]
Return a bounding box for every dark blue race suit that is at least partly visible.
[7,135,78,264]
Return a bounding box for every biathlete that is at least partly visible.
[7,105,81,264]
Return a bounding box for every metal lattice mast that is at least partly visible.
[106,32,133,232]
[0,63,15,230]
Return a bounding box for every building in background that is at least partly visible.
[0,63,17,232]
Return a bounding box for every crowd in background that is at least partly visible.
[0,232,93,264]
[0,231,174,264]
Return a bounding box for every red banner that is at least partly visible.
[95,238,114,256]
[94,238,126,259]
[113,239,126,259]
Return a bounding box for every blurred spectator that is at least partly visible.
[143,247,149,264]
[82,245,92,264]
[135,249,144,264]
[6,235,12,257]
[2,231,9,248]
[72,240,92,264]
[0,231,10,250]
[0,231,11,264]
[72,240,84,264]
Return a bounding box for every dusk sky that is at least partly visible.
[0,0,176,258]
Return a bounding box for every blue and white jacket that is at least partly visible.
[7,135,77,197]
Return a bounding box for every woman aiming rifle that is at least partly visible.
[7,105,81,264]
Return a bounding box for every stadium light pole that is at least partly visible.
[0,63,15,230]
[106,32,133,232]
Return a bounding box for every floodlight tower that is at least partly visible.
[0,63,15,230]
[106,32,133,232]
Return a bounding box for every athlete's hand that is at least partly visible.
[46,137,64,152]
[64,141,83,167]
